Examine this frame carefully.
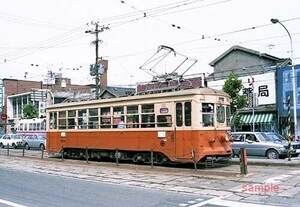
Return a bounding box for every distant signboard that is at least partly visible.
[277,64,300,117]
[208,72,276,106]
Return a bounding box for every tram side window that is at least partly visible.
[113,106,124,128]
[216,106,225,123]
[100,107,111,128]
[127,105,139,128]
[78,109,87,129]
[50,112,57,129]
[88,108,99,129]
[202,103,214,127]
[226,106,230,127]
[184,102,191,126]
[58,111,66,129]
[176,103,183,127]
[141,104,154,128]
[141,114,155,128]
[157,115,172,127]
[67,110,76,129]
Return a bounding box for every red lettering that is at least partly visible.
[241,185,247,192]
[241,184,280,194]
[273,185,279,192]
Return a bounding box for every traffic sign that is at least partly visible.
[1,114,7,120]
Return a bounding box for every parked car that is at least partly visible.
[22,134,46,150]
[231,132,300,159]
[0,134,23,149]
[264,132,300,155]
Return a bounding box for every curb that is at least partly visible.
[230,158,300,167]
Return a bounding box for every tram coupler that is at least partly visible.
[239,148,248,174]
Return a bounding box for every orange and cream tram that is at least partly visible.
[46,87,232,164]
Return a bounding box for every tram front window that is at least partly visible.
[216,106,225,123]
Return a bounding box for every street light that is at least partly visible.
[271,18,298,140]
[243,67,255,132]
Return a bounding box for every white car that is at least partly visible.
[0,134,23,149]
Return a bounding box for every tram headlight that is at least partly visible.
[209,138,216,144]
[225,134,230,142]
[219,133,233,143]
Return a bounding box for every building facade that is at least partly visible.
[1,75,93,133]
[207,45,291,134]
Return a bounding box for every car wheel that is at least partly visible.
[12,143,17,149]
[25,143,30,150]
[266,149,279,159]
[230,150,235,158]
[40,144,45,151]
[0,143,3,148]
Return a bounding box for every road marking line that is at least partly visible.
[189,194,232,207]
[188,194,277,207]
[0,198,27,207]
[209,199,278,207]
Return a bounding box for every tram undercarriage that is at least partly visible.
[60,148,231,167]
[61,148,171,164]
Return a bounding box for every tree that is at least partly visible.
[222,72,247,130]
[22,102,38,119]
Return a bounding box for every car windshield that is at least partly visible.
[262,133,286,142]
[255,133,267,141]
[11,134,21,139]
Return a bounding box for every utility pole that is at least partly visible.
[85,22,109,99]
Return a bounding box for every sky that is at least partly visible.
[0,0,300,87]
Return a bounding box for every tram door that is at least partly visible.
[175,102,192,159]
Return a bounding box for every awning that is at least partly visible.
[232,113,275,125]
[241,113,274,124]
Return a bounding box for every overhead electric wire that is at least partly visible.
[1,0,213,62]
[107,17,300,61]
[2,33,88,62]
[1,1,299,68]
[0,11,72,30]
[0,24,89,62]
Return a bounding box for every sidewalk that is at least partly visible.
[1,155,300,206]
[231,157,300,167]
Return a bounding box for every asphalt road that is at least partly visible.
[0,168,209,207]
[1,150,299,207]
